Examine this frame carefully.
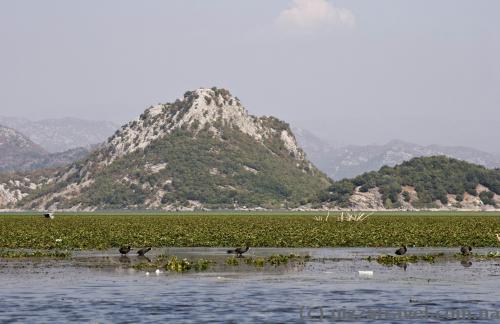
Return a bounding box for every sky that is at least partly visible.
[1,0,499,153]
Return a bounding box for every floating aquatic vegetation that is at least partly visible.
[135,256,213,272]
[133,262,157,271]
[486,251,500,258]
[267,254,290,266]
[165,256,192,272]
[370,254,443,265]
[156,254,170,261]
[193,259,213,271]
[1,213,500,249]
[241,254,306,267]
[225,256,239,266]
[252,257,266,267]
[0,249,71,259]
[470,251,500,259]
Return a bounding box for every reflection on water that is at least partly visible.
[461,260,473,268]
[1,248,500,323]
[396,262,408,271]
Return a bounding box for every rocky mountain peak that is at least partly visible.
[103,87,303,165]
[3,87,323,211]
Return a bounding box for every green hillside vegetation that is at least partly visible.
[25,126,330,210]
[320,156,500,208]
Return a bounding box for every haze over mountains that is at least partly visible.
[0,125,90,173]
[0,116,117,153]
[292,127,500,180]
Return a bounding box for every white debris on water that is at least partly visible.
[358,270,373,278]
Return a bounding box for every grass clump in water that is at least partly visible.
[0,249,71,258]
[225,256,239,266]
[372,255,438,265]
[469,251,500,259]
[267,254,291,266]
[244,257,266,267]
[240,253,306,267]
[165,256,192,272]
[134,256,214,272]
[193,259,213,271]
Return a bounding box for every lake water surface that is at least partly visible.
[1,248,500,323]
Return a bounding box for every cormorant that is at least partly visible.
[119,246,131,255]
[460,246,472,256]
[395,246,407,255]
[137,247,151,256]
[227,246,250,258]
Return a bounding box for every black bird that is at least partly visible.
[137,247,151,256]
[395,245,407,256]
[460,246,472,256]
[227,246,250,258]
[119,246,131,255]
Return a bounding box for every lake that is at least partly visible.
[1,248,500,323]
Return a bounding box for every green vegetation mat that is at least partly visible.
[1,212,500,249]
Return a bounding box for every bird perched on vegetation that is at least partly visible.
[395,245,407,255]
[496,233,500,242]
[227,246,250,258]
[460,246,472,256]
[119,246,131,255]
[137,247,151,256]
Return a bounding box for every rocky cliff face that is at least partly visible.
[9,88,329,211]
[0,170,53,208]
[99,88,305,166]
[343,184,500,211]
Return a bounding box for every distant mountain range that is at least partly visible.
[293,127,500,180]
[1,99,499,211]
[0,116,118,153]
[0,125,91,173]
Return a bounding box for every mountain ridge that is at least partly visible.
[3,87,330,211]
[292,128,500,180]
[318,156,500,211]
[0,116,118,153]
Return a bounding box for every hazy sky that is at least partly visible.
[1,0,499,152]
